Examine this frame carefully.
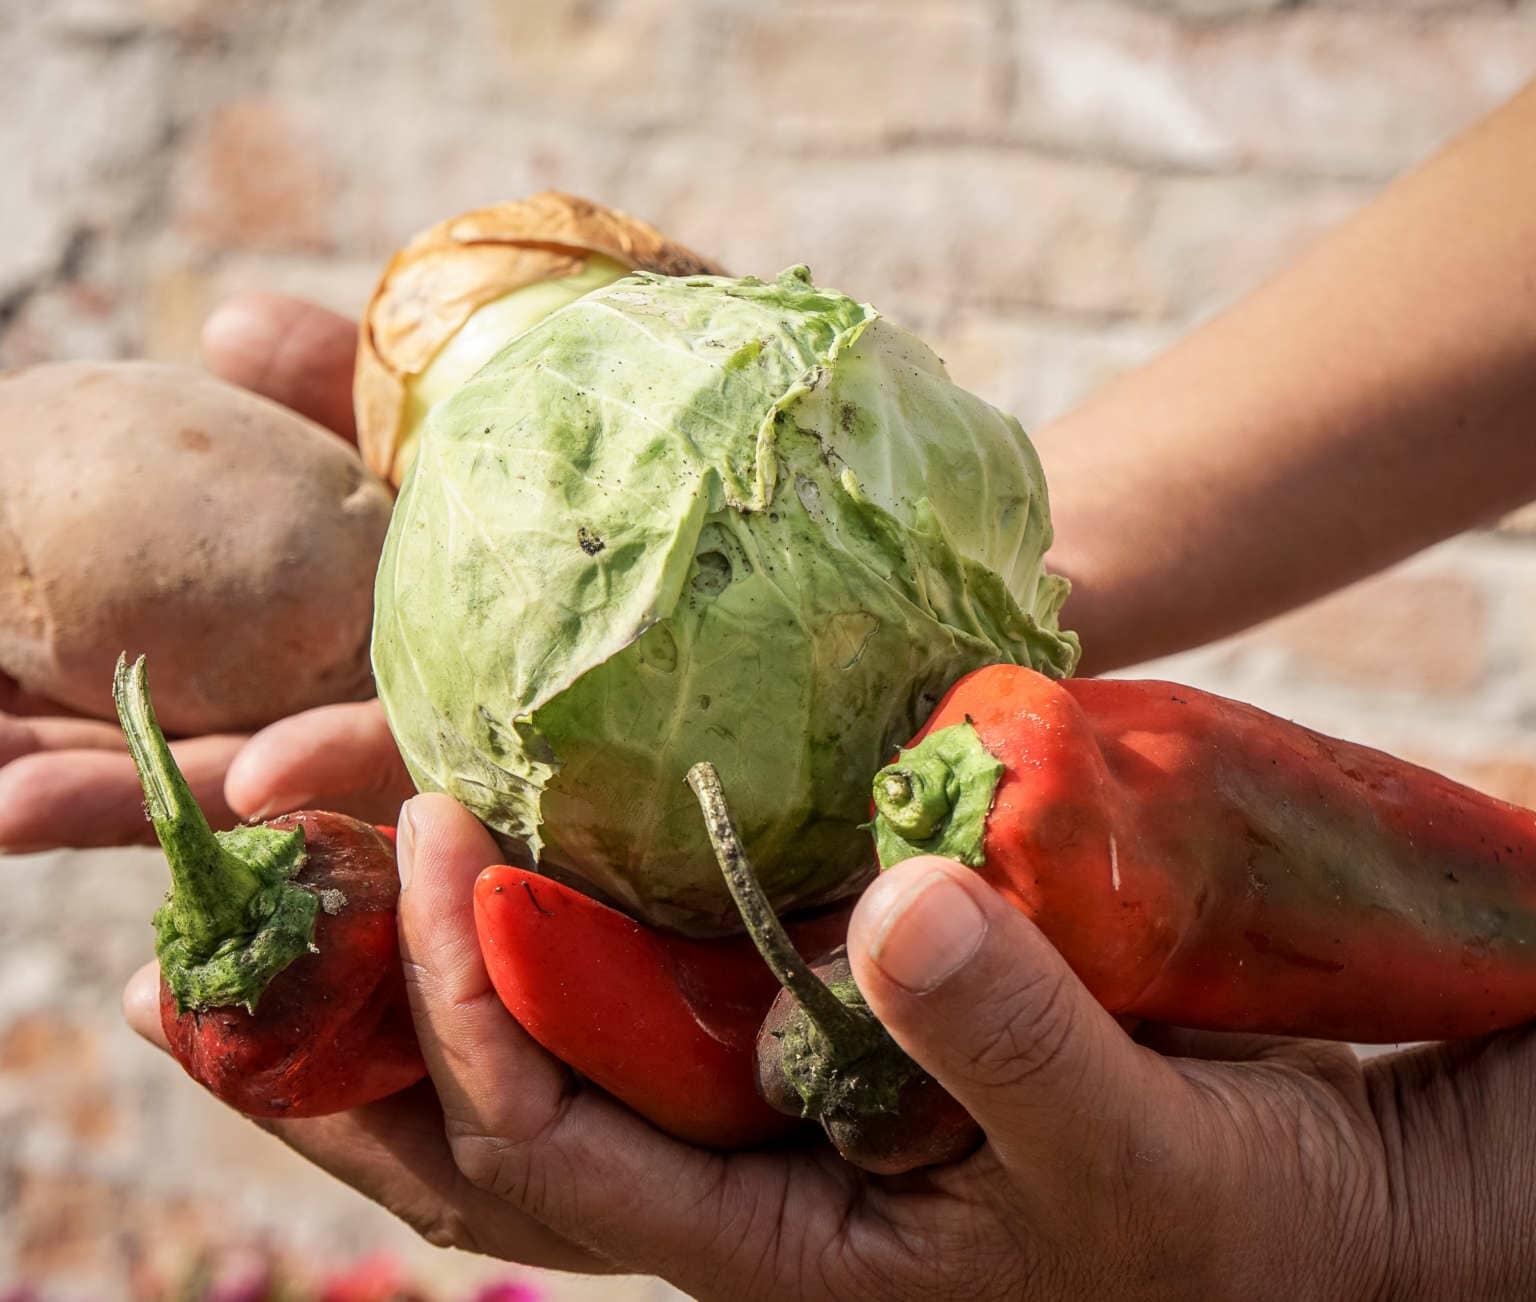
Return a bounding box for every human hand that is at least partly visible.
[125,792,1532,1301]
[0,295,416,850]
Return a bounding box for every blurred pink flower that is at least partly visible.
[318,1251,426,1302]
[203,1247,278,1302]
[468,1281,545,1302]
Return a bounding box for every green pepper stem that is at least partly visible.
[113,654,263,956]
[872,756,955,841]
[872,723,1003,871]
[113,654,315,1013]
[687,761,878,1060]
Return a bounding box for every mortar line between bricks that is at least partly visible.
[0,229,98,333]
[47,22,158,52]
[612,119,1405,189]
[1091,1,1513,29]
[993,0,1019,121]
[930,304,1196,338]
[958,296,1197,331]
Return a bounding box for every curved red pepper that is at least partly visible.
[892,666,1536,1042]
[474,866,849,1147]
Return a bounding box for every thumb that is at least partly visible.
[847,856,1185,1178]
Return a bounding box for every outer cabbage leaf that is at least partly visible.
[373,267,1077,934]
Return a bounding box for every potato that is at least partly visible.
[0,361,393,735]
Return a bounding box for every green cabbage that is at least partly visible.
[372,266,1077,934]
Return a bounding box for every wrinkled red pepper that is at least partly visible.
[154,809,424,1118]
[115,656,425,1117]
[873,665,1536,1042]
[474,866,848,1147]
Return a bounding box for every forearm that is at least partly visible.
[1037,80,1536,674]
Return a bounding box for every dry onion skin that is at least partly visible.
[354,191,726,487]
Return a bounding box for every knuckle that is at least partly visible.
[960,963,1081,1093]
[0,716,36,763]
[449,1127,528,1202]
[445,1108,579,1228]
[396,955,436,1009]
[409,1202,479,1253]
[397,946,484,1013]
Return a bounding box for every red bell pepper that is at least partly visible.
[873,665,1536,1042]
[474,866,848,1147]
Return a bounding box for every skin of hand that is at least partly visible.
[121,793,1536,1299]
[0,295,417,851]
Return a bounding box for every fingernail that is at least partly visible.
[397,798,416,891]
[868,870,987,993]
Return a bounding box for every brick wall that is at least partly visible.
[3,1,1534,1296]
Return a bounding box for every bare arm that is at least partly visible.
[1039,80,1536,675]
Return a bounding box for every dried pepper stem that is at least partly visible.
[686,761,878,1061]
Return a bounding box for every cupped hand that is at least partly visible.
[122,793,1519,1301]
[1,295,416,851]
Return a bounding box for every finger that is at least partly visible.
[123,960,170,1049]
[266,1086,611,1273]
[225,699,416,824]
[0,672,90,718]
[123,961,606,1272]
[201,293,359,440]
[1,712,129,765]
[0,735,244,852]
[397,794,822,1287]
[848,857,1190,1179]
[394,793,575,1142]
